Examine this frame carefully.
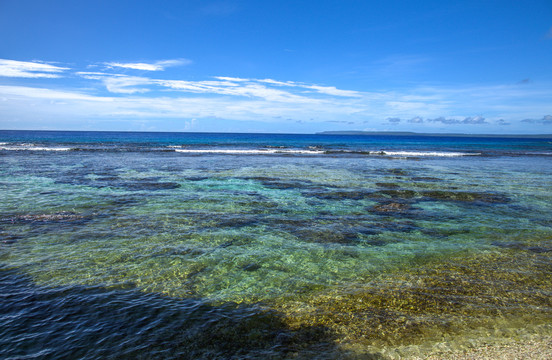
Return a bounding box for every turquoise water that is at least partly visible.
[1,131,552,358]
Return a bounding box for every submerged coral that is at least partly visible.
[272,248,552,355]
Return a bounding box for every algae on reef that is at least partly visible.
[271,248,552,353]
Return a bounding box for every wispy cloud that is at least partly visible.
[0,84,354,120]
[214,76,250,82]
[224,78,362,98]
[0,59,69,78]
[158,79,315,103]
[103,76,154,94]
[427,116,487,124]
[104,59,191,71]
[521,115,552,125]
[0,85,111,101]
[76,71,112,80]
[408,116,424,123]
[304,85,362,97]
[83,72,360,103]
[256,78,295,86]
[386,116,488,125]
[2,58,552,133]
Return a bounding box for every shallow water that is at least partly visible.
[1,131,552,358]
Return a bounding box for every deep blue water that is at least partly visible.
[1,129,551,154]
[1,130,551,359]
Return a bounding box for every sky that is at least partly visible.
[0,0,551,134]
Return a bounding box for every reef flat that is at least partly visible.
[1,130,551,358]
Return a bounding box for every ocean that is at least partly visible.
[1,130,551,359]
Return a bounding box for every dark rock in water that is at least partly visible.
[185,177,209,182]
[216,216,259,228]
[1,234,20,245]
[97,176,119,182]
[411,176,441,182]
[375,182,401,189]
[242,263,261,272]
[122,182,181,191]
[295,227,379,245]
[492,242,552,253]
[164,246,205,257]
[372,202,411,213]
[534,218,552,227]
[247,176,314,191]
[371,189,419,200]
[107,196,140,207]
[421,228,471,238]
[362,239,388,246]
[217,240,235,249]
[387,168,408,176]
[422,190,508,203]
[307,190,372,200]
[372,220,419,233]
[38,190,60,195]
[263,180,309,190]
[212,237,255,251]
[527,247,552,253]
[246,201,279,210]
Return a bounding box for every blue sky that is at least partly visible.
[0,0,551,134]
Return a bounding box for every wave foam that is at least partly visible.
[0,145,72,151]
[375,151,480,157]
[174,148,325,155]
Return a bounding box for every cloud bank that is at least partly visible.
[104,59,192,71]
[522,115,552,125]
[1,58,551,133]
[0,59,69,78]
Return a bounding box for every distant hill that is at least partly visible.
[316,131,552,138]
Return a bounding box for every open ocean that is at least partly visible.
[1,130,551,359]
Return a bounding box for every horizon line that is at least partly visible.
[1,129,552,138]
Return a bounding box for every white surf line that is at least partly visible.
[173,148,325,155]
[375,151,481,157]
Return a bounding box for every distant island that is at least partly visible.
[316,131,552,139]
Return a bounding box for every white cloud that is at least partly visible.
[257,78,297,86]
[305,85,361,97]
[0,85,112,102]
[103,76,154,94]
[424,116,488,125]
[157,79,318,103]
[104,59,191,71]
[155,77,359,102]
[0,59,69,78]
[214,76,250,82]
[386,116,487,125]
[2,58,552,133]
[81,69,364,103]
[76,71,112,80]
[0,84,361,123]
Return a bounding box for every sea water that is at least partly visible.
[1,130,551,359]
